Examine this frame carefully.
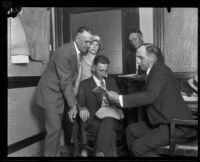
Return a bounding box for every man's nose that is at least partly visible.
[87,42,91,47]
[103,72,107,77]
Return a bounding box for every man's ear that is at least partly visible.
[75,36,78,43]
[150,53,156,63]
[75,34,81,43]
[91,65,95,72]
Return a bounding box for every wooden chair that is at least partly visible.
[158,118,198,157]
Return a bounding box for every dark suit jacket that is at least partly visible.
[123,61,195,137]
[77,76,121,119]
[35,42,79,114]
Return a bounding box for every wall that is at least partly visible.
[8,87,45,145]
[163,8,198,72]
[7,17,47,77]
[139,8,153,43]
[70,9,122,74]
[7,15,47,156]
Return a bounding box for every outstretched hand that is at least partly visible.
[106,91,120,105]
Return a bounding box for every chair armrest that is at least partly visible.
[170,119,198,156]
[171,119,198,126]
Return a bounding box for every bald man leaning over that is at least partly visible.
[35,27,93,157]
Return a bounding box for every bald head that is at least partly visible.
[75,27,93,54]
[136,44,158,71]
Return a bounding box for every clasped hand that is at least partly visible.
[68,105,78,122]
[79,107,90,122]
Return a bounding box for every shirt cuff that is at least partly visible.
[119,95,123,107]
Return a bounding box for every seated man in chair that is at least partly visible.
[77,55,124,157]
[106,43,197,157]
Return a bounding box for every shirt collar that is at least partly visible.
[74,41,81,59]
[146,64,153,76]
[93,75,105,86]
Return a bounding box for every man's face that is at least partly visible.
[129,33,143,49]
[136,46,152,71]
[93,63,108,80]
[76,31,93,53]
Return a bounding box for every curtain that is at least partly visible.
[19,7,50,62]
[10,16,30,56]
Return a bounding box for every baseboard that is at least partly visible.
[8,131,46,155]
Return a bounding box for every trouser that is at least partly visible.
[43,109,63,157]
[125,121,188,157]
[83,117,122,157]
[126,121,168,157]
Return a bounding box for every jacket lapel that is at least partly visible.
[70,42,79,73]
[89,76,102,107]
[146,61,160,83]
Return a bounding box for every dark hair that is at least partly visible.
[76,26,93,35]
[141,43,164,63]
[128,28,143,37]
[93,55,110,66]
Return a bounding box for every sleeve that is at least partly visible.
[123,67,170,108]
[77,82,87,108]
[55,55,77,108]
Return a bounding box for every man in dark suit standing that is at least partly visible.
[77,55,124,157]
[34,27,93,157]
[106,43,196,157]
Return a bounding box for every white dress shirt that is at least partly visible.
[93,75,106,88]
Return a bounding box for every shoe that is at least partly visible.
[96,152,105,157]
[81,149,88,157]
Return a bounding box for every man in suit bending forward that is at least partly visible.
[35,27,93,157]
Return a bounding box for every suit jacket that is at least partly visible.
[77,76,120,119]
[123,61,195,137]
[35,42,79,114]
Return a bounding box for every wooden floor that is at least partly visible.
[58,145,74,157]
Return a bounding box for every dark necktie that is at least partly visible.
[100,79,109,107]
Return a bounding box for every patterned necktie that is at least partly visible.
[100,79,109,107]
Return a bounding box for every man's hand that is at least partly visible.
[106,91,120,105]
[68,105,78,122]
[79,107,90,122]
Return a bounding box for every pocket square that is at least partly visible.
[95,106,124,120]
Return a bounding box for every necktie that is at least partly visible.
[100,79,109,107]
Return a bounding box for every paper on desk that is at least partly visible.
[181,91,198,102]
[11,55,29,64]
[92,86,108,94]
